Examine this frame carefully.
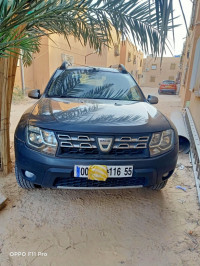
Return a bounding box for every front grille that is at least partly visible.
[54,176,145,188]
[56,132,150,159]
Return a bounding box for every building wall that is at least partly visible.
[86,27,121,67]
[106,29,121,67]
[15,37,50,91]
[189,94,200,134]
[14,31,143,91]
[179,37,191,104]
[180,0,200,135]
[85,46,108,67]
[119,40,143,83]
[136,51,143,84]
[141,56,181,87]
[32,37,50,91]
[48,34,88,75]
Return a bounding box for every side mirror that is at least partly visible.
[28,89,41,99]
[147,95,158,104]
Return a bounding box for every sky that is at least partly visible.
[164,0,193,56]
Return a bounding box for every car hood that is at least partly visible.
[28,97,171,133]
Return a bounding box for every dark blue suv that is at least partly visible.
[14,63,178,190]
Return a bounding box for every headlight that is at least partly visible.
[149,129,174,156]
[26,125,58,155]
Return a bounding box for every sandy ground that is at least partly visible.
[0,87,200,266]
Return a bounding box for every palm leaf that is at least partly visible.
[0,0,184,64]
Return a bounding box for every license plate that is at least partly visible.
[74,165,133,178]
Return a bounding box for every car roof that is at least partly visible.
[65,66,125,73]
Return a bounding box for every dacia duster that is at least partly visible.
[14,63,178,190]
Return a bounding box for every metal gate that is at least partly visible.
[185,108,200,204]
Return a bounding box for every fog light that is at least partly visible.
[25,171,34,178]
[163,172,169,177]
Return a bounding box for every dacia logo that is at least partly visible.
[98,137,113,152]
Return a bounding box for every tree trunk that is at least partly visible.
[0,53,19,175]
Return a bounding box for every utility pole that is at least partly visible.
[20,49,25,94]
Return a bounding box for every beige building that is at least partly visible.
[15,32,143,92]
[141,56,181,87]
[179,0,200,135]
[120,40,143,84]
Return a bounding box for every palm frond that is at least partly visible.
[0,0,183,63]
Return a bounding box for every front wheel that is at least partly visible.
[149,180,168,191]
[15,165,35,189]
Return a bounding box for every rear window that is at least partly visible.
[163,80,175,84]
[47,69,144,101]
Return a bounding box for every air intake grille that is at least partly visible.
[54,176,145,188]
[56,133,150,159]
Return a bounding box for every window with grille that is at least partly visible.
[114,44,120,56]
[128,52,131,62]
[133,55,136,64]
[150,76,155,82]
[183,64,188,85]
[151,64,157,70]
[170,63,176,70]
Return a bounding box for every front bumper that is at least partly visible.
[15,137,178,189]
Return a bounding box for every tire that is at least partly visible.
[158,89,161,95]
[149,180,168,191]
[15,165,35,189]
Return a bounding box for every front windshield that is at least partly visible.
[47,69,144,101]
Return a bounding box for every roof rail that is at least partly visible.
[109,64,128,73]
[59,61,72,70]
